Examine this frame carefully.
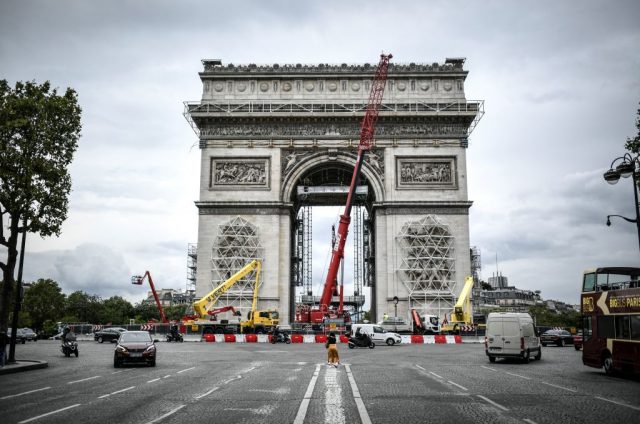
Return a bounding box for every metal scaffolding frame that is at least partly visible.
[396,215,456,318]
[186,243,197,292]
[210,216,264,314]
[292,206,313,296]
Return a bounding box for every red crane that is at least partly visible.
[299,53,393,325]
[132,271,169,324]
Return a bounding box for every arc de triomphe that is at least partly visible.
[184,58,483,325]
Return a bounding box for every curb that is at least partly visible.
[0,360,48,375]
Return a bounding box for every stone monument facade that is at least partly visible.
[185,58,483,324]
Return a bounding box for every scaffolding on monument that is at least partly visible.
[470,246,481,285]
[210,216,264,315]
[396,215,456,319]
[293,206,313,298]
[186,243,197,292]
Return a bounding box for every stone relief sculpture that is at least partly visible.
[367,150,384,179]
[281,150,312,177]
[397,157,456,188]
[212,159,268,187]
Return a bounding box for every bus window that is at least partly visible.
[615,315,631,339]
[582,316,592,342]
[583,273,596,292]
[596,273,609,290]
[631,316,640,341]
[597,316,615,339]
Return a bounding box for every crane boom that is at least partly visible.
[131,271,169,324]
[318,53,392,312]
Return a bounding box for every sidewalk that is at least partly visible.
[0,360,48,375]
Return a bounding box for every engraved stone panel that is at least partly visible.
[396,156,457,189]
[210,157,270,190]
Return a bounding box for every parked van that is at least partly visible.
[351,323,402,346]
[485,312,541,363]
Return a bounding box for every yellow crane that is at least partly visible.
[186,260,278,334]
[441,275,475,334]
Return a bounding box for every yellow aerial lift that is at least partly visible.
[441,275,476,334]
[184,260,278,334]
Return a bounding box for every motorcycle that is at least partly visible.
[166,332,184,342]
[348,333,375,349]
[270,332,291,344]
[61,333,79,357]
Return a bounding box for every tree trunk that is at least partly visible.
[0,216,19,333]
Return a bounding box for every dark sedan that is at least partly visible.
[114,331,157,367]
[540,329,574,347]
[94,327,127,343]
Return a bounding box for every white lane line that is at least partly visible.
[481,366,497,372]
[505,372,531,380]
[98,386,135,399]
[177,366,195,374]
[67,375,101,385]
[1,386,51,400]
[222,375,242,384]
[429,371,443,379]
[293,364,321,424]
[162,375,171,379]
[415,364,426,371]
[447,381,468,391]
[111,370,124,374]
[523,419,538,424]
[195,387,219,400]
[147,378,161,384]
[18,403,81,423]
[541,381,577,393]
[324,365,345,424]
[145,404,186,424]
[594,396,640,411]
[345,365,372,424]
[477,395,509,411]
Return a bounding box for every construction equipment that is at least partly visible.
[131,271,169,324]
[296,53,393,326]
[441,275,475,334]
[410,309,441,334]
[184,260,278,334]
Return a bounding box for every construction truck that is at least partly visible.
[183,260,279,334]
[441,275,476,334]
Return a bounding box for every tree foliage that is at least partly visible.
[0,79,82,332]
[625,103,640,154]
[22,278,66,331]
[100,296,135,325]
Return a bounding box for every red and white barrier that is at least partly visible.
[199,333,463,343]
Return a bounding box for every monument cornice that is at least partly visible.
[196,201,294,216]
[372,200,473,215]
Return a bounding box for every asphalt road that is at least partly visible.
[1,340,639,424]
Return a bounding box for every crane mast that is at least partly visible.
[318,53,393,315]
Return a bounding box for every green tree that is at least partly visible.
[625,103,640,154]
[0,80,82,333]
[101,296,134,325]
[65,291,104,323]
[22,278,66,331]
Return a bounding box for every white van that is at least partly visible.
[485,312,541,363]
[351,323,402,346]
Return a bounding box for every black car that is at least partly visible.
[7,328,26,344]
[21,328,37,342]
[114,331,157,367]
[540,329,574,347]
[94,327,127,343]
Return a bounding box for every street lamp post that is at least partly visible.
[603,152,640,255]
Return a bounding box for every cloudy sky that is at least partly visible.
[1,0,639,306]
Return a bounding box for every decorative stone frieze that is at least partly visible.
[395,156,457,189]
[209,157,270,189]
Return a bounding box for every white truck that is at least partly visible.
[485,312,541,363]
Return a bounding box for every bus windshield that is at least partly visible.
[582,267,640,292]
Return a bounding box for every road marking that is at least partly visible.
[594,396,640,411]
[481,366,497,372]
[324,365,345,424]
[145,404,186,424]
[345,365,372,424]
[147,378,161,383]
[477,395,509,411]
[523,419,538,424]
[429,371,443,379]
[163,375,171,379]
[177,366,195,374]
[222,375,242,384]
[293,364,321,424]
[415,364,426,371]
[541,381,577,393]
[18,403,81,423]
[98,386,135,399]
[195,387,219,400]
[447,381,468,391]
[505,372,531,380]
[67,375,101,385]
[111,370,124,374]
[1,387,51,400]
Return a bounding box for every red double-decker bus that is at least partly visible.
[581,267,640,375]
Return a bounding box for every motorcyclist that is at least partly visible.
[168,323,181,341]
[61,326,71,344]
[272,325,282,341]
